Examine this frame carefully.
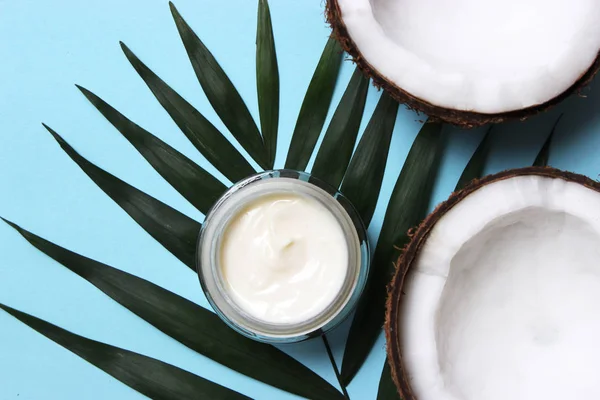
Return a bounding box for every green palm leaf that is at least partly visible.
[120,42,255,183]
[170,3,268,170]
[256,0,279,168]
[376,362,400,400]
[533,114,563,167]
[285,37,343,171]
[454,126,494,191]
[43,124,199,270]
[0,304,249,400]
[77,85,227,214]
[341,122,445,385]
[2,219,344,400]
[311,67,369,188]
[340,92,399,226]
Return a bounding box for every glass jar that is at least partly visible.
[197,170,370,343]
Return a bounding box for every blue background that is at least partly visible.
[1,0,600,399]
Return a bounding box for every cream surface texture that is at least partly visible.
[220,193,348,324]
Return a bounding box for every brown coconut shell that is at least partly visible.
[384,166,600,399]
[326,0,600,128]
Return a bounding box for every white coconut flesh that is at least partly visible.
[336,0,600,113]
[400,175,600,400]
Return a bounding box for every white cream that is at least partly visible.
[220,193,348,324]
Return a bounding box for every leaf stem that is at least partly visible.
[322,335,351,400]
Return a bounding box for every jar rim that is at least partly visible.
[197,170,370,343]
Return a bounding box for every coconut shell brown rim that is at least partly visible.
[383,166,600,399]
[326,0,600,128]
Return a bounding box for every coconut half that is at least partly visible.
[327,0,600,126]
[385,167,600,400]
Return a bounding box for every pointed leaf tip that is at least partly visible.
[42,126,200,269]
[76,85,226,213]
[2,219,37,247]
[169,1,178,15]
[120,41,131,55]
[0,216,18,231]
[121,41,255,182]
[76,85,93,100]
[171,5,269,168]
[0,303,18,318]
[1,217,16,227]
[533,113,563,168]
[118,41,127,55]
[42,124,65,145]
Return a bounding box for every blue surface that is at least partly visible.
[1,1,600,399]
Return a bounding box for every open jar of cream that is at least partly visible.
[197,170,369,343]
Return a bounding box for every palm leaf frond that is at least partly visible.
[120,42,255,183]
[170,3,269,170]
[77,85,226,214]
[2,219,344,400]
[43,124,199,269]
[0,304,250,400]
